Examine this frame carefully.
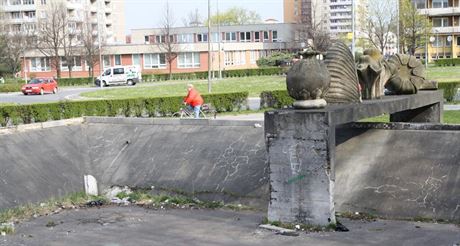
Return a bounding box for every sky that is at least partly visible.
[124,0,283,33]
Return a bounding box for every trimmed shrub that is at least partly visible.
[0,92,248,127]
[57,77,94,86]
[260,90,294,109]
[142,67,286,82]
[438,82,460,102]
[0,83,22,93]
[434,58,460,67]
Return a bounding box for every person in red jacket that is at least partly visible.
[183,84,204,118]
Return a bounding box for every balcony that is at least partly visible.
[433,26,460,34]
[2,5,36,12]
[419,7,460,16]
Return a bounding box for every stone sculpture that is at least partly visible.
[385,54,437,95]
[357,51,437,98]
[324,41,361,103]
[286,50,330,109]
[356,49,391,100]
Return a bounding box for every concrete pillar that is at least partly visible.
[265,110,336,226]
[390,102,443,123]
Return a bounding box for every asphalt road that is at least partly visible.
[0,87,101,104]
[1,206,459,246]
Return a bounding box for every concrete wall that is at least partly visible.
[0,118,268,210]
[335,123,460,222]
[1,117,459,222]
[0,125,91,208]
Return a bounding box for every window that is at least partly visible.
[250,50,259,64]
[144,53,166,69]
[104,69,111,76]
[197,33,208,42]
[272,30,278,42]
[433,36,443,47]
[446,36,452,47]
[23,0,34,4]
[432,0,448,8]
[114,55,121,65]
[61,57,82,71]
[113,68,124,75]
[254,32,260,42]
[155,35,165,43]
[240,32,251,42]
[11,12,20,19]
[132,54,141,66]
[103,55,110,68]
[177,33,193,43]
[178,52,200,68]
[432,17,450,27]
[456,36,460,46]
[413,0,426,9]
[224,32,237,42]
[30,57,50,72]
[263,31,269,42]
[210,32,219,42]
[144,35,150,44]
[224,51,246,66]
[41,0,46,4]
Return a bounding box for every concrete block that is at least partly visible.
[84,175,98,196]
[265,110,335,226]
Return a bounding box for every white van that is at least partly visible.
[95,65,142,87]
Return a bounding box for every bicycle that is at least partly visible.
[172,103,216,119]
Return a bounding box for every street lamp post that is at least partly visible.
[207,0,212,93]
[98,0,103,88]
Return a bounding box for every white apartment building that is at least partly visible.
[0,0,125,44]
[284,0,368,36]
[329,0,367,35]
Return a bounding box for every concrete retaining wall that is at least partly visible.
[335,123,460,221]
[0,117,268,210]
[1,117,459,222]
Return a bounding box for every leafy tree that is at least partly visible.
[207,7,262,25]
[399,0,431,55]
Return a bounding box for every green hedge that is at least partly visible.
[438,82,460,102]
[58,77,93,86]
[142,67,286,82]
[0,83,22,93]
[434,58,460,67]
[260,90,294,109]
[0,92,248,127]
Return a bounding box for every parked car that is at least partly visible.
[94,65,142,87]
[21,78,58,95]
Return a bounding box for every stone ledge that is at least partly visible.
[0,118,84,135]
[84,116,263,127]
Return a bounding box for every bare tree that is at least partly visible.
[0,6,32,76]
[35,2,69,79]
[182,8,202,27]
[81,11,101,79]
[158,2,178,80]
[362,0,397,55]
[62,23,78,78]
[0,29,31,76]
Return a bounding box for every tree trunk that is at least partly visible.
[169,61,173,80]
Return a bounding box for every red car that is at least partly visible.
[21,78,58,95]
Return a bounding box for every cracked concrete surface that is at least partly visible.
[1,206,459,246]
